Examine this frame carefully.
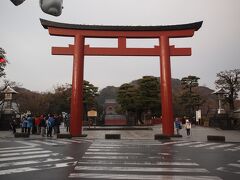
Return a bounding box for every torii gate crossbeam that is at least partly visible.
[41,19,202,137]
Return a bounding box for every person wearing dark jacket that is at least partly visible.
[39,116,47,137]
[10,119,17,134]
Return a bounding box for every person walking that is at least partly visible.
[39,116,47,137]
[35,115,41,134]
[174,117,182,135]
[64,113,70,132]
[10,119,17,134]
[21,116,28,133]
[185,119,192,136]
[47,114,55,137]
[26,115,33,135]
[54,114,61,134]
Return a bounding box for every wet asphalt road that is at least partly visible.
[0,138,240,180]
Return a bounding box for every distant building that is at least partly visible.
[104,99,118,115]
[104,99,127,125]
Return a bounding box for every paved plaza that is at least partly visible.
[1,124,240,142]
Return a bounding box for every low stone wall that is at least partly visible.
[105,134,121,139]
[207,135,225,142]
[14,132,29,138]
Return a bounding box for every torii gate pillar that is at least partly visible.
[70,35,84,136]
[160,36,174,136]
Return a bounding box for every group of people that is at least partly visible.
[19,113,70,137]
[174,117,192,136]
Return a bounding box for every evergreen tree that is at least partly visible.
[117,76,161,124]
[138,76,161,116]
[180,75,202,119]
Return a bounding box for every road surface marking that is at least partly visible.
[45,139,71,145]
[225,146,240,151]
[57,139,86,144]
[77,160,199,166]
[190,143,219,148]
[83,155,132,160]
[15,141,39,147]
[228,163,240,168]
[0,146,35,151]
[31,140,59,146]
[0,150,52,157]
[0,156,74,168]
[174,141,202,146]
[74,165,209,173]
[69,173,222,180]
[0,153,59,162]
[0,161,76,175]
[85,152,143,155]
[0,147,43,154]
[207,144,235,150]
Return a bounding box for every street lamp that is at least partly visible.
[213,88,226,114]
[0,86,18,130]
[2,86,18,113]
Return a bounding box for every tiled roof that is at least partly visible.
[40,19,203,31]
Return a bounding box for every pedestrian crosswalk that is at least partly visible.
[1,138,239,178]
[0,145,76,176]
[87,140,239,151]
[14,138,92,147]
[69,140,223,180]
[2,138,239,151]
[217,159,240,175]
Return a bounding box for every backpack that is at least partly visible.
[48,117,55,127]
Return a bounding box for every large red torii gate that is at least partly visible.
[41,19,202,137]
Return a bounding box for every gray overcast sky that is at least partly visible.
[0,0,240,92]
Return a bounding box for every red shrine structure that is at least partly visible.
[41,19,202,137]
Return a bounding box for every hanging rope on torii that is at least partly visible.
[41,19,202,137]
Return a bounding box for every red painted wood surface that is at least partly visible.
[42,21,201,137]
[70,35,84,137]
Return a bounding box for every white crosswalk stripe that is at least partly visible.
[0,150,52,157]
[10,138,88,147]
[217,159,240,174]
[12,139,239,151]
[190,142,220,148]
[0,147,43,154]
[0,145,75,176]
[0,162,76,175]
[225,146,240,152]
[69,173,222,179]
[15,141,40,147]
[168,141,239,151]
[31,140,60,146]
[45,139,71,145]
[58,138,89,144]
[174,141,202,146]
[207,144,235,150]
[89,139,240,152]
[69,140,223,180]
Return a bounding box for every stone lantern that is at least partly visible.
[213,88,226,114]
[0,86,18,130]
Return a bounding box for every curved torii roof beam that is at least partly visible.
[40,19,203,57]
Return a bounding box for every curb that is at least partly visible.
[105,134,121,139]
[207,135,225,142]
